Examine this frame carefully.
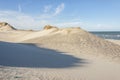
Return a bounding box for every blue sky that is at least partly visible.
[0,0,120,31]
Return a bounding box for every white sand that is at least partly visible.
[107,39,120,45]
[0,26,120,80]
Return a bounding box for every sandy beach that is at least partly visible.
[0,23,120,80]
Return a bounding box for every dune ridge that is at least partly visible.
[22,26,120,62]
[1,23,120,80]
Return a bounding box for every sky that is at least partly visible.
[0,0,120,31]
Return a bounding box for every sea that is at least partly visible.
[90,31,120,40]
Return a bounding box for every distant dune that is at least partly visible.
[0,22,16,31]
[0,23,120,80]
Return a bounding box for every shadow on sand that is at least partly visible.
[0,41,87,68]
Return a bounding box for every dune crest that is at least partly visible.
[0,22,16,31]
[43,25,58,30]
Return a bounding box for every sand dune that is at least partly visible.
[23,27,120,62]
[0,22,16,31]
[0,24,120,80]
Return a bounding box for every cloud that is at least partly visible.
[0,10,83,30]
[79,22,119,31]
[0,10,50,30]
[0,3,85,30]
[95,24,114,31]
[44,5,52,13]
[18,4,22,12]
[37,3,65,20]
[54,3,65,16]
[53,21,83,28]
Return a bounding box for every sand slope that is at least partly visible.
[0,24,120,80]
[0,41,85,68]
[23,27,120,62]
[0,41,120,80]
